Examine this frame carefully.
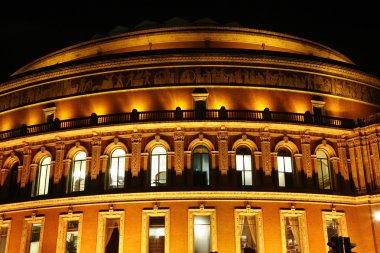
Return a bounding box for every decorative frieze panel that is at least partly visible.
[20,146,31,188]
[217,131,229,175]
[260,132,272,176]
[301,135,312,178]
[1,66,379,113]
[337,139,349,181]
[174,131,185,175]
[131,133,142,177]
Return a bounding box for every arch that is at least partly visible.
[2,154,21,171]
[188,137,215,151]
[144,138,171,153]
[104,141,128,156]
[232,138,258,152]
[314,143,337,158]
[274,140,299,155]
[66,144,89,159]
[32,148,53,165]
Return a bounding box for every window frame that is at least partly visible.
[96,210,124,253]
[322,211,347,253]
[316,150,332,190]
[235,146,253,186]
[70,151,87,193]
[141,208,170,253]
[0,218,11,253]
[34,156,51,197]
[277,148,293,187]
[150,145,168,187]
[188,207,217,253]
[20,215,45,253]
[280,209,309,253]
[234,207,264,253]
[192,145,210,186]
[56,212,83,253]
[108,148,127,189]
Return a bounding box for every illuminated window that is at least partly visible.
[56,213,83,253]
[108,148,126,189]
[71,152,86,192]
[150,146,167,187]
[32,157,51,197]
[188,208,217,253]
[192,145,210,186]
[280,210,309,253]
[20,216,45,253]
[234,208,264,253]
[236,147,253,186]
[316,151,332,190]
[277,149,293,187]
[322,211,347,253]
[96,210,124,253]
[0,219,11,253]
[141,209,170,253]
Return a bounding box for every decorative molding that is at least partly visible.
[56,212,83,253]
[96,210,124,253]
[260,132,272,176]
[174,131,185,175]
[321,211,348,253]
[141,208,170,253]
[217,131,229,175]
[131,133,142,177]
[90,137,102,180]
[234,207,264,253]
[188,207,217,253]
[1,191,380,213]
[279,209,309,253]
[20,215,45,253]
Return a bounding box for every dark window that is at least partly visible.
[192,145,210,186]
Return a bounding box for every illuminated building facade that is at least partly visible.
[0,19,380,252]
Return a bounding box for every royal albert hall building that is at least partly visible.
[0,18,379,253]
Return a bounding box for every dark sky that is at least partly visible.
[1,1,379,83]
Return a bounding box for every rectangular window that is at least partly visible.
[141,209,169,253]
[56,213,83,253]
[0,219,11,253]
[280,210,308,253]
[96,210,124,253]
[20,216,45,253]
[322,211,347,253]
[188,208,217,253]
[234,208,264,253]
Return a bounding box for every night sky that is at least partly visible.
[1,1,379,83]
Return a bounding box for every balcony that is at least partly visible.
[0,108,357,141]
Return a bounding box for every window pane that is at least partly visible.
[277,157,285,172]
[194,216,210,253]
[105,219,120,253]
[326,218,340,243]
[0,227,8,253]
[151,146,167,186]
[72,152,86,192]
[37,157,51,196]
[239,216,257,252]
[284,157,292,173]
[29,224,41,253]
[149,217,165,253]
[279,172,286,187]
[66,221,79,253]
[236,155,244,171]
[317,151,331,190]
[285,217,301,253]
[109,148,126,189]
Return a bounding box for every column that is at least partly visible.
[90,137,102,180]
[348,140,359,191]
[20,146,32,189]
[174,130,185,186]
[217,131,229,185]
[369,133,380,188]
[131,132,142,186]
[260,132,272,185]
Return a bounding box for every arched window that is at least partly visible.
[277,148,293,187]
[236,147,253,186]
[192,145,210,186]
[34,156,51,196]
[108,148,126,189]
[150,146,167,186]
[316,150,332,190]
[71,151,86,192]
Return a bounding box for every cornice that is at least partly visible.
[1,191,379,213]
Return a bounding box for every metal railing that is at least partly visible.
[0,108,357,141]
